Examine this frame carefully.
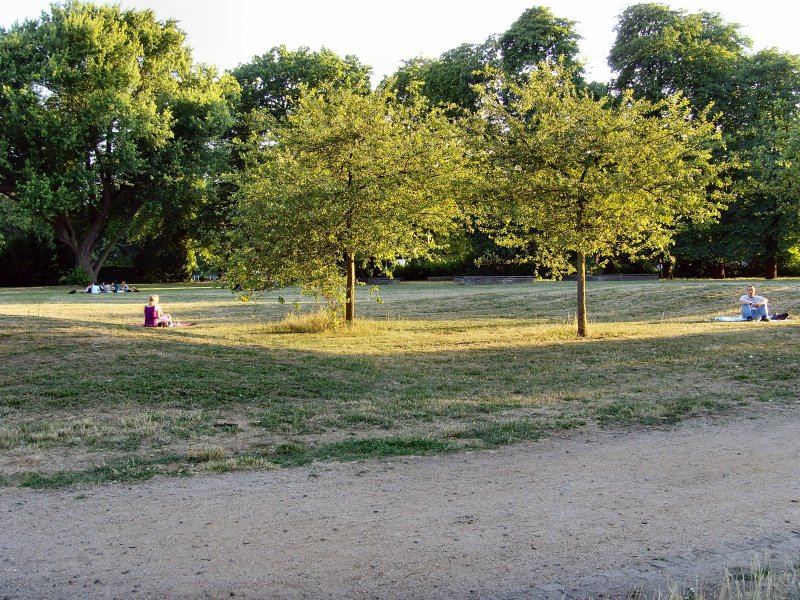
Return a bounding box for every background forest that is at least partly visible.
[2,1,800,287]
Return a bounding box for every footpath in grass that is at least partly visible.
[0,279,798,487]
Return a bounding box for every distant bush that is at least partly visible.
[59,267,90,287]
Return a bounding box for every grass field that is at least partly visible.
[1,279,798,487]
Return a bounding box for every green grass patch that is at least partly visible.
[594,397,730,427]
[455,416,585,448]
[15,454,186,488]
[313,437,456,461]
[1,280,799,487]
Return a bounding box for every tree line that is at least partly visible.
[1,2,799,334]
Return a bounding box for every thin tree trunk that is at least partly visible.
[764,256,778,280]
[576,251,587,337]
[345,251,356,323]
[661,254,674,280]
[764,234,778,279]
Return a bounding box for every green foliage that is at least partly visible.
[409,42,497,112]
[609,5,800,277]
[0,228,68,286]
[231,45,372,120]
[476,63,724,270]
[473,62,725,333]
[133,236,195,283]
[498,6,582,75]
[385,5,584,112]
[609,3,750,113]
[59,266,90,287]
[227,86,469,320]
[0,2,239,281]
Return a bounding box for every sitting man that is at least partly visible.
[739,285,769,321]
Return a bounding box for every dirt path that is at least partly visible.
[2,405,799,600]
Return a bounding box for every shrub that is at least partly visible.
[59,266,91,287]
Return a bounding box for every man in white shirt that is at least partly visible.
[739,285,769,321]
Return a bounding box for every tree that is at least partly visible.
[228,87,468,322]
[726,50,800,278]
[412,42,497,112]
[383,6,586,277]
[609,4,800,279]
[387,5,584,112]
[191,46,373,275]
[609,3,749,115]
[733,110,800,279]
[0,2,238,282]
[231,45,372,121]
[475,64,724,336]
[498,6,581,76]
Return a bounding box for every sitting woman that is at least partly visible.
[144,295,174,327]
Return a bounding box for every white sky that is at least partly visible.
[2,0,799,85]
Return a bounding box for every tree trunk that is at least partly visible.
[764,235,778,279]
[53,185,139,283]
[576,251,588,337]
[764,256,778,280]
[77,249,99,283]
[661,254,674,280]
[54,214,98,282]
[345,251,356,323]
[711,262,726,279]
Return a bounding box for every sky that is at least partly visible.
[2,0,799,85]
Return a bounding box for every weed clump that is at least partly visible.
[270,308,340,333]
[186,445,226,463]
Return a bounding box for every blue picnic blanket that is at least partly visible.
[711,316,745,322]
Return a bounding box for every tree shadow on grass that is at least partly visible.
[2,312,797,484]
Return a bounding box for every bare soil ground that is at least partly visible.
[1,404,799,600]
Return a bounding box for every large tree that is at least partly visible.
[231,45,372,121]
[726,50,800,278]
[387,5,583,112]
[192,46,373,272]
[498,6,581,76]
[384,6,586,277]
[475,64,724,336]
[228,87,468,322]
[609,4,800,279]
[609,3,749,115]
[0,2,238,282]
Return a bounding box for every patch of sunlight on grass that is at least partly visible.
[2,280,800,487]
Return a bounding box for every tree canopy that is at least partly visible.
[498,6,581,75]
[386,5,584,113]
[231,45,372,121]
[0,1,238,282]
[474,63,724,335]
[610,3,800,278]
[609,3,750,113]
[227,86,468,322]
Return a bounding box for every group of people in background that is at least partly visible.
[85,281,137,294]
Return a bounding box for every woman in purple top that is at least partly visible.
[144,294,174,327]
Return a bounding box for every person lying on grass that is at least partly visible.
[144,294,174,327]
[739,285,769,321]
